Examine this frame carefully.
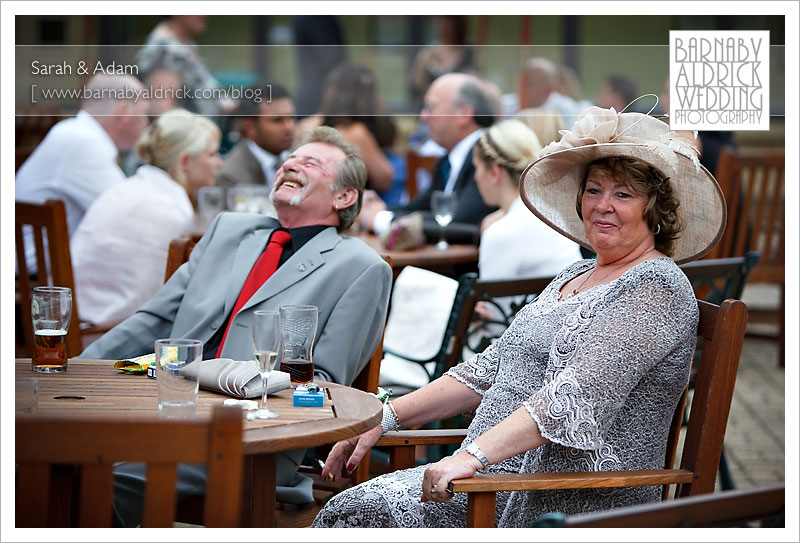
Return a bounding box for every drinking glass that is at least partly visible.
[31,286,72,373]
[227,185,252,212]
[279,305,318,386]
[156,338,203,419]
[196,186,225,229]
[248,310,282,420]
[431,190,457,249]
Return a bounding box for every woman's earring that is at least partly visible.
[653,223,661,235]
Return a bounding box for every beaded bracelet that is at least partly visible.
[380,400,400,433]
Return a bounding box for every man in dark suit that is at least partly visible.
[359,73,497,244]
[215,83,296,190]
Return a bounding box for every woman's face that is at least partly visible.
[184,137,222,193]
[581,168,653,261]
[472,154,496,206]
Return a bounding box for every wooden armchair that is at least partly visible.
[537,483,784,528]
[15,200,119,357]
[16,200,83,357]
[16,406,243,527]
[377,298,749,527]
[709,147,785,365]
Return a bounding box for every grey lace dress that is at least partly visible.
[313,257,698,528]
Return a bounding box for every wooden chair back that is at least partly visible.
[405,150,439,201]
[540,483,785,528]
[680,252,760,304]
[15,199,82,357]
[16,406,243,527]
[164,234,202,282]
[709,147,784,279]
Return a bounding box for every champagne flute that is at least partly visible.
[248,310,282,420]
[431,190,457,249]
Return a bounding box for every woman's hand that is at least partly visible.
[321,424,383,482]
[420,451,484,503]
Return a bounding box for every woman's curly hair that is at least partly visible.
[575,156,684,256]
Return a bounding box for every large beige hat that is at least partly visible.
[520,105,726,264]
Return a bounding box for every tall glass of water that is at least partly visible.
[249,310,282,420]
[431,190,457,249]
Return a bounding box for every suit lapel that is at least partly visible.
[452,148,475,194]
[222,222,274,318]
[238,227,341,314]
[243,143,269,185]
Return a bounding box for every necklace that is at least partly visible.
[560,248,657,301]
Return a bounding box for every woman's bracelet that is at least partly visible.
[380,400,400,433]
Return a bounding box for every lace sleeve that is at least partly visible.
[445,338,501,397]
[524,264,697,450]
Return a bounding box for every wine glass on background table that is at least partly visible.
[248,310,282,420]
[431,190,457,249]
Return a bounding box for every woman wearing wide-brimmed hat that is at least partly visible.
[312,105,726,528]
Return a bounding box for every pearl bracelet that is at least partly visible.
[380,401,400,433]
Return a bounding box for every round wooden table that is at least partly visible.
[15,358,382,527]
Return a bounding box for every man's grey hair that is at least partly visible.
[81,74,144,116]
[454,77,497,128]
[291,126,367,232]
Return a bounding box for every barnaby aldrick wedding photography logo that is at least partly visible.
[669,30,770,131]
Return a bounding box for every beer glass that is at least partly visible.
[31,286,72,373]
[279,305,318,385]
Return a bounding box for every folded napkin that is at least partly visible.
[179,358,291,399]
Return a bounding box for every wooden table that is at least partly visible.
[15,358,382,527]
[354,233,478,277]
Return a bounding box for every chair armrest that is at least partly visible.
[449,469,694,493]
[450,469,696,528]
[376,429,467,447]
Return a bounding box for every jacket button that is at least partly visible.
[298,263,307,272]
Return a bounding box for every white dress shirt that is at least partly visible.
[71,165,194,327]
[16,110,127,271]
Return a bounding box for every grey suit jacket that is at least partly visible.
[215,141,269,189]
[82,212,392,386]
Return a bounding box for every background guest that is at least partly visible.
[360,72,497,244]
[298,63,399,196]
[596,73,639,112]
[71,109,222,327]
[409,15,476,111]
[15,74,149,272]
[473,119,582,281]
[216,82,296,190]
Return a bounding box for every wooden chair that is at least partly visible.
[164,234,203,281]
[405,150,439,201]
[709,147,785,365]
[15,200,116,357]
[377,298,749,527]
[16,200,82,357]
[15,406,243,528]
[535,483,784,528]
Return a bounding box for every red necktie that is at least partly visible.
[216,230,291,357]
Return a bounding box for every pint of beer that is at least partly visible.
[31,286,72,373]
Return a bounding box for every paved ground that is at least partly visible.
[723,285,786,490]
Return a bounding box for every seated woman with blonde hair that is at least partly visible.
[473,118,582,282]
[514,107,566,148]
[71,108,222,327]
